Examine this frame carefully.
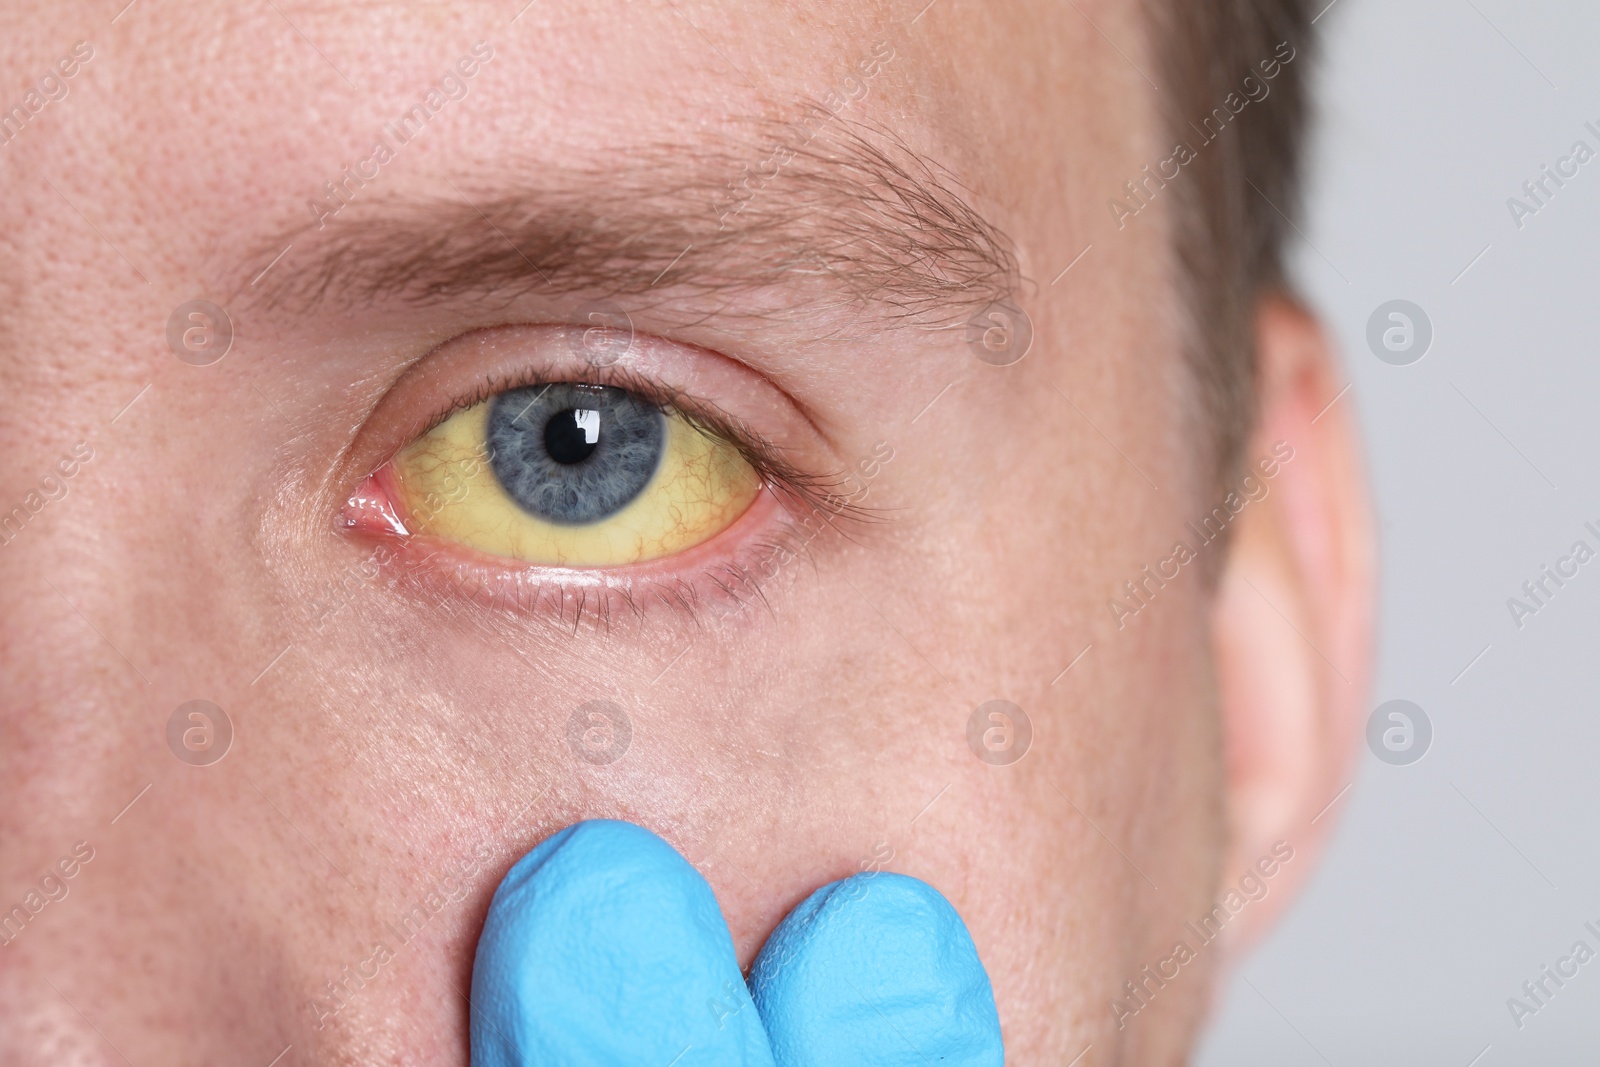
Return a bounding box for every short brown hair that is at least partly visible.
[1145,0,1317,482]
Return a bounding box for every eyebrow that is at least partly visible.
[244,116,1020,328]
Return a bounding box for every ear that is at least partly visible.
[1210,295,1375,954]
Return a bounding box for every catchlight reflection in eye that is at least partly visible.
[384,383,762,567]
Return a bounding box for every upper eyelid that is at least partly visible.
[411,362,886,534]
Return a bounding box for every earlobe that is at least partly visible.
[1209,296,1375,955]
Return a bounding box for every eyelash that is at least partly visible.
[367,361,883,633]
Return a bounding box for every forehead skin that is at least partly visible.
[0,1,1221,1064]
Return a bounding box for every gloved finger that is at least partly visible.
[747,871,1003,1067]
[470,819,776,1067]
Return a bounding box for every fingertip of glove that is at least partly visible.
[748,872,1003,1067]
[471,819,774,1067]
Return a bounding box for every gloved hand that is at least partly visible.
[470,819,1004,1066]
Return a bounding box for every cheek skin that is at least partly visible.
[807,353,1226,1063]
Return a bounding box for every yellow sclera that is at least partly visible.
[389,397,761,567]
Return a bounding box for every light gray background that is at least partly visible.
[1194,0,1600,1063]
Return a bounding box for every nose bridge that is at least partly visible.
[0,486,153,829]
[0,391,257,816]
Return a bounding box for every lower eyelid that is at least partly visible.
[344,485,812,630]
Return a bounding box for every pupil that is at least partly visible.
[544,408,600,465]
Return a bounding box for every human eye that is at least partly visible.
[380,380,759,567]
[339,323,859,620]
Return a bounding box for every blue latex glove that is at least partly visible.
[748,872,1004,1067]
[470,819,1003,1066]
[470,820,776,1066]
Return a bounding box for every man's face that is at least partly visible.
[0,2,1368,1064]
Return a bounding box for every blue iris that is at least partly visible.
[487,384,665,525]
